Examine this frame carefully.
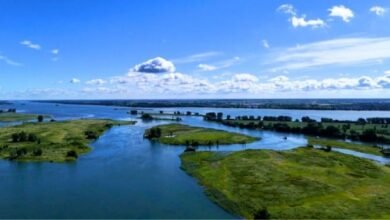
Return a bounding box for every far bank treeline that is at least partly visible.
[203,112,390,145]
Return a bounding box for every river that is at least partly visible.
[0,101,388,218]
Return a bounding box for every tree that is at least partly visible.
[66,150,78,158]
[11,133,19,142]
[141,113,153,121]
[37,115,44,122]
[28,133,38,142]
[217,112,223,121]
[254,208,270,219]
[33,148,43,156]
[360,129,377,142]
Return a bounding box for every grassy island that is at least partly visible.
[144,123,258,146]
[0,112,49,122]
[308,137,384,156]
[181,148,390,219]
[0,119,134,162]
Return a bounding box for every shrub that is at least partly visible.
[253,208,270,219]
[85,130,98,139]
[141,113,153,121]
[66,150,78,158]
[33,148,43,156]
[37,115,44,122]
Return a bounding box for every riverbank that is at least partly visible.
[0,119,134,162]
[180,147,390,219]
[144,123,258,146]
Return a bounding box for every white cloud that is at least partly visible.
[51,49,59,55]
[277,4,296,16]
[268,37,390,71]
[173,51,221,64]
[278,4,326,28]
[70,78,81,84]
[232,73,259,82]
[196,57,241,72]
[0,55,22,66]
[133,57,175,73]
[262,40,270,49]
[329,5,354,22]
[86,79,106,85]
[291,16,326,28]
[20,40,41,50]
[198,64,217,71]
[370,6,387,16]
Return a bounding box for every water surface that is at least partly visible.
[0,101,388,218]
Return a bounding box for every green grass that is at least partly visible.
[308,137,383,156]
[0,112,50,122]
[145,123,259,146]
[0,119,134,162]
[225,120,390,141]
[181,148,390,219]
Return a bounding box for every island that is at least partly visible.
[144,123,258,146]
[0,112,49,122]
[203,112,390,155]
[0,119,135,162]
[181,147,390,219]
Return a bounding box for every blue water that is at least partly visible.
[0,101,388,218]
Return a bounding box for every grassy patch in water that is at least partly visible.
[180,147,390,219]
[0,112,50,122]
[0,119,134,162]
[145,123,258,146]
[308,137,383,156]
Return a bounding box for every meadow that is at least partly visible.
[0,119,134,162]
[181,147,390,219]
[144,123,258,146]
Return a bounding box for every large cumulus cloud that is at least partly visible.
[133,57,175,73]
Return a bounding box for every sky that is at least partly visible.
[1,0,390,99]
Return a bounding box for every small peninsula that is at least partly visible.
[0,119,135,162]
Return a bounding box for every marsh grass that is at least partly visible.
[0,119,134,162]
[145,123,259,146]
[181,147,390,219]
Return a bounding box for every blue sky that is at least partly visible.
[1,0,390,99]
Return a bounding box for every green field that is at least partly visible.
[0,112,49,122]
[144,123,258,146]
[181,148,390,219]
[0,119,134,162]
[308,137,384,156]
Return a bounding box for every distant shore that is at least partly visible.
[34,99,390,111]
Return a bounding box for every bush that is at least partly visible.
[33,148,43,156]
[66,150,78,158]
[37,115,44,122]
[28,133,38,142]
[85,130,98,139]
[253,208,270,219]
[141,113,153,121]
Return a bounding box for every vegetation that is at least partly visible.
[205,113,390,145]
[0,119,134,162]
[308,137,384,156]
[40,99,390,111]
[0,112,50,122]
[140,113,182,121]
[144,123,258,146]
[181,147,390,219]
